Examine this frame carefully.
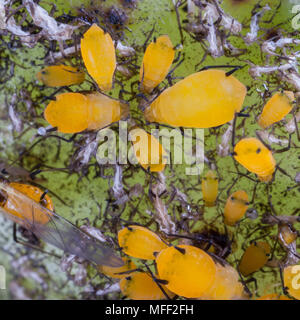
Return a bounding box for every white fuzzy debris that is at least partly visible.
[285,111,300,133]
[77,139,98,165]
[116,65,133,78]
[8,94,23,132]
[96,283,120,296]
[262,38,300,56]
[116,41,135,57]
[46,45,79,63]
[9,281,31,300]
[245,5,271,44]
[60,254,77,273]
[217,121,233,157]
[112,165,129,204]
[257,130,289,146]
[0,0,38,47]
[80,225,107,243]
[74,264,87,287]
[249,63,293,78]
[23,0,79,42]
[295,172,300,183]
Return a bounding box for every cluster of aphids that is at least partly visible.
[0,0,300,300]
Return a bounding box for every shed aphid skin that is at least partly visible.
[144,69,247,128]
[36,65,85,87]
[258,91,295,129]
[118,225,169,260]
[200,263,246,300]
[0,181,123,267]
[119,271,173,300]
[129,127,167,172]
[224,190,249,226]
[99,257,137,279]
[201,170,218,207]
[140,35,175,93]
[233,137,276,182]
[238,241,271,277]
[80,23,116,91]
[44,92,128,134]
[283,265,300,300]
[156,245,216,298]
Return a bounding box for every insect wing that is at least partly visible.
[0,182,123,267]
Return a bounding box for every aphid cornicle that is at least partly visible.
[0,181,123,267]
[238,241,271,277]
[258,91,295,129]
[80,23,116,91]
[144,69,247,128]
[118,225,168,260]
[140,35,175,93]
[201,170,218,207]
[36,65,85,87]
[119,271,173,300]
[129,127,167,172]
[156,245,216,298]
[233,137,276,182]
[224,190,249,226]
[44,92,128,134]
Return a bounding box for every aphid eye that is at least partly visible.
[153,37,157,43]
[256,148,261,154]
[126,276,131,280]
[266,253,270,257]
[41,71,46,75]
[175,246,186,254]
[245,202,250,205]
[231,196,235,201]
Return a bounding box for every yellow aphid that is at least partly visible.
[224,190,249,226]
[118,225,168,260]
[283,265,300,300]
[201,170,218,207]
[145,69,246,128]
[81,24,116,91]
[156,245,216,298]
[36,65,85,87]
[200,264,245,300]
[129,127,167,172]
[99,257,137,279]
[257,293,291,300]
[120,271,173,300]
[258,91,295,129]
[44,92,128,134]
[239,241,271,277]
[0,182,53,226]
[234,137,276,182]
[140,35,175,93]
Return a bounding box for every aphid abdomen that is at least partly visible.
[140,35,175,93]
[224,190,249,226]
[201,170,218,207]
[145,70,246,128]
[36,65,85,87]
[258,91,294,129]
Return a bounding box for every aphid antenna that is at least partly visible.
[235,264,253,298]
[272,133,292,154]
[142,262,172,300]
[279,265,290,297]
[142,24,156,50]
[255,130,272,151]
[173,0,185,45]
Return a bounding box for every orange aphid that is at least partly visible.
[119,271,173,300]
[0,182,53,225]
[36,65,85,87]
[233,137,276,182]
[81,24,116,91]
[283,265,300,300]
[224,190,249,226]
[129,127,167,172]
[145,69,246,128]
[44,92,128,134]
[118,225,168,260]
[200,264,245,300]
[257,293,291,300]
[140,35,175,93]
[156,245,216,298]
[201,170,218,207]
[99,257,137,279]
[258,91,295,129]
[239,241,271,277]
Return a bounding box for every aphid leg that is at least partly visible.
[255,130,272,151]
[236,267,253,298]
[279,266,290,296]
[231,112,238,148]
[199,65,243,72]
[143,262,172,300]
[142,24,156,50]
[273,134,292,154]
